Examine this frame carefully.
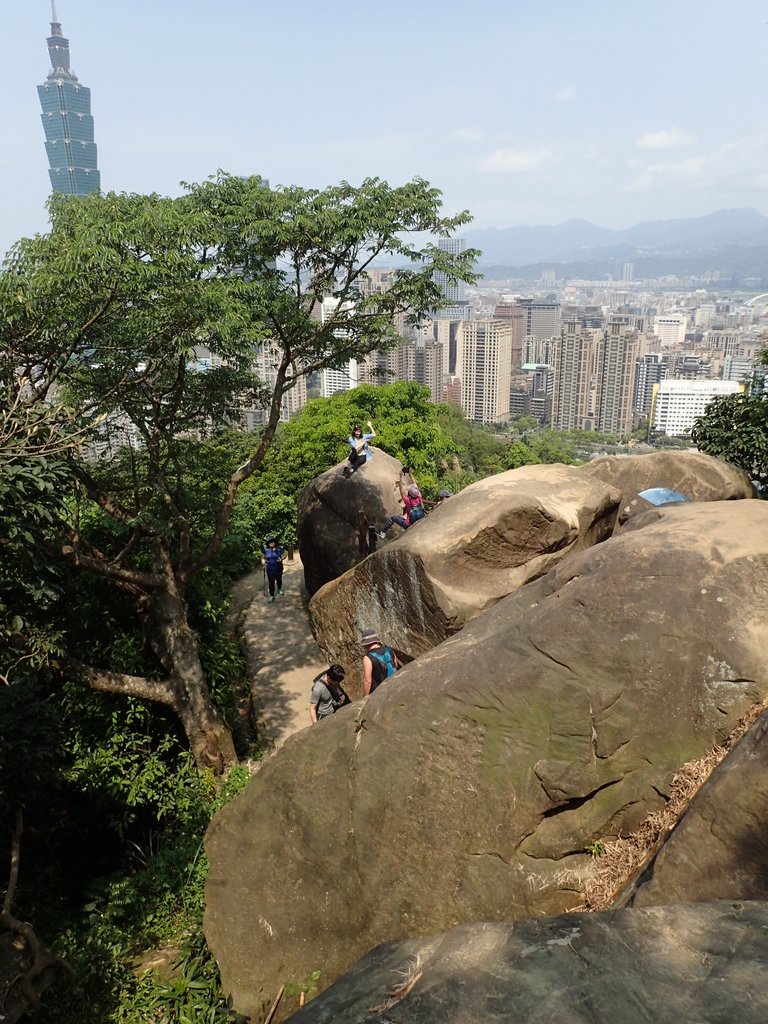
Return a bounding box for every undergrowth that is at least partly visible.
[36,765,251,1023]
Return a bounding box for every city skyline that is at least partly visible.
[1,1,767,256]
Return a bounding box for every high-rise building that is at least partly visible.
[493,302,525,367]
[455,320,513,423]
[550,322,598,431]
[635,353,667,416]
[595,321,640,436]
[37,2,100,196]
[517,297,561,342]
[434,238,468,304]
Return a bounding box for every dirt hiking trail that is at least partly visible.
[228,555,328,748]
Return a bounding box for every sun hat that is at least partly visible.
[361,628,381,646]
[407,484,420,498]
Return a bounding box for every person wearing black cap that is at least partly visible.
[361,628,401,695]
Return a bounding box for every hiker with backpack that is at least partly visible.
[310,664,350,723]
[361,628,402,695]
[343,420,376,478]
[377,468,426,539]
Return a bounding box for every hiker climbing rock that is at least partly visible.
[343,420,375,478]
[361,628,401,695]
[377,469,426,538]
[309,664,349,723]
[261,536,286,604]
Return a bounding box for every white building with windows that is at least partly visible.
[455,319,513,423]
[650,378,741,436]
[653,313,687,348]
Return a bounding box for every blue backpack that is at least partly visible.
[367,647,398,691]
[408,503,426,524]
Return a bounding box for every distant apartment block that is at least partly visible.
[550,322,598,431]
[434,238,468,304]
[596,321,640,436]
[635,352,667,416]
[653,313,687,348]
[455,319,513,423]
[517,297,561,342]
[38,3,100,195]
[319,296,358,397]
[650,379,741,436]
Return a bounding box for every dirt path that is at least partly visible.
[228,556,328,748]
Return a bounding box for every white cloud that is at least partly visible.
[479,148,553,173]
[636,127,696,150]
[553,84,575,102]
[451,127,485,142]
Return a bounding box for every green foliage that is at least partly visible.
[692,390,768,490]
[285,969,322,1000]
[256,381,460,506]
[37,767,251,1024]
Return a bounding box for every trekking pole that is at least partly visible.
[262,565,267,599]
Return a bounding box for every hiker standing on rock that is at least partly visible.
[261,536,286,604]
[309,664,349,723]
[377,468,426,538]
[343,420,376,478]
[361,628,401,695]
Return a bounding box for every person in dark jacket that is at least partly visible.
[261,536,286,603]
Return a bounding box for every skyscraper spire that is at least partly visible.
[37,3,100,195]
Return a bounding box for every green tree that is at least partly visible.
[691,388,768,490]
[1,174,478,770]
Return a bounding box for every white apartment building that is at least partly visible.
[434,237,468,304]
[319,296,359,397]
[455,319,513,423]
[654,313,687,348]
[650,379,741,436]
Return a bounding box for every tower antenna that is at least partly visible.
[51,0,59,24]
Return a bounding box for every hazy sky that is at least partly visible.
[2,0,767,254]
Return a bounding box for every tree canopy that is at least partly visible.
[0,173,478,771]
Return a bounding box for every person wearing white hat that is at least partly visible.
[360,628,401,695]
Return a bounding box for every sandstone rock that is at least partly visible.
[581,449,754,526]
[285,902,768,1024]
[619,707,768,908]
[298,449,405,594]
[309,464,621,696]
[205,501,768,1019]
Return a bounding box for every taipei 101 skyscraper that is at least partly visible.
[37,1,100,195]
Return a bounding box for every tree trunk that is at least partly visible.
[146,585,237,773]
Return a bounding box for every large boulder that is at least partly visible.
[205,500,768,1019]
[309,463,622,695]
[285,902,768,1024]
[298,448,405,594]
[619,706,768,908]
[581,449,754,526]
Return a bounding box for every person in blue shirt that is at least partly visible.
[343,420,375,477]
[261,536,286,603]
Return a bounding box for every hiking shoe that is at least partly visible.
[267,596,274,604]
[377,530,387,539]
[278,589,284,596]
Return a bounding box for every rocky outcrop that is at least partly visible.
[284,901,768,1024]
[581,449,754,526]
[618,707,768,908]
[297,449,406,594]
[205,501,768,1019]
[309,464,622,695]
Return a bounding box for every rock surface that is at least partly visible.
[581,449,754,526]
[619,707,768,908]
[205,500,768,1019]
[297,449,406,594]
[309,464,621,695]
[284,901,768,1024]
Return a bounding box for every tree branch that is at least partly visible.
[70,660,178,708]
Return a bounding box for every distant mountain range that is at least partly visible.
[464,209,768,276]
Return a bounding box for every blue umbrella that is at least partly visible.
[637,487,690,506]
